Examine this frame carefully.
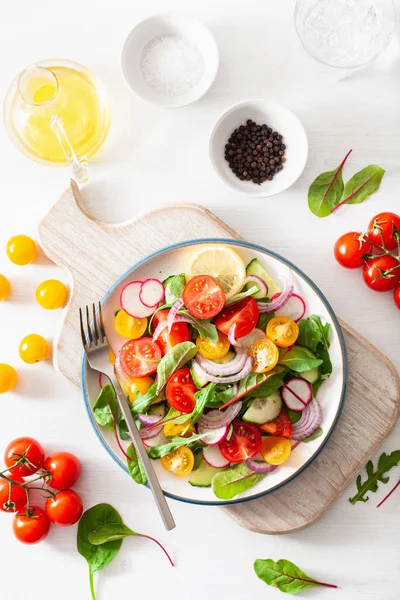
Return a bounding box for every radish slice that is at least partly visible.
[139,279,165,308]
[274,293,306,322]
[291,400,323,440]
[142,431,169,448]
[245,458,277,473]
[120,281,154,318]
[244,275,268,297]
[257,270,294,313]
[281,378,312,412]
[197,423,228,445]
[167,298,184,333]
[203,445,230,468]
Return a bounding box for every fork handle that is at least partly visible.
[109,373,176,531]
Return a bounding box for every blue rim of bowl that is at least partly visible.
[81,238,347,506]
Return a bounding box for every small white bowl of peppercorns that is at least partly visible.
[209,99,308,197]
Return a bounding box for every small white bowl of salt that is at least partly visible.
[122,12,219,108]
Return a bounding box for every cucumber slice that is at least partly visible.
[191,365,208,389]
[297,346,320,385]
[189,460,224,487]
[243,391,282,425]
[246,258,281,299]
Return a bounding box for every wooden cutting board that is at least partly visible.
[38,182,400,534]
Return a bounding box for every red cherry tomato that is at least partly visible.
[183,275,226,320]
[363,256,400,292]
[368,212,400,251]
[215,297,259,339]
[44,452,81,490]
[334,232,371,269]
[119,338,161,378]
[0,472,26,513]
[152,309,190,355]
[166,368,197,413]
[13,506,50,544]
[219,420,262,463]
[45,490,83,526]
[394,284,400,310]
[259,410,292,438]
[4,437,45,477]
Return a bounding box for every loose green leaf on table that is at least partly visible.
[308,150,351,218]
[331,165,385,214]
[254,558,337,594]
[349,450,400,505]
[93,385,118,431]
[278,347,322,373]
[179,309,219,341]
[156,342,198,393]
[147,432,208,459]
[126,443,147,485]
[163,273,186,305]
[211,463,265,500]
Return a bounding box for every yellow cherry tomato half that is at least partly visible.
[248,338,279,373]
[109,349,116,366]
[266,316,299,348]
[161,446,194,477]
[6,235,37,266]
[0,364,18,393]
[196,331,230,360]
[115,310,148,339]
[0,275,11,301]
[19,334,49,364]
[128,377,154,403]
[261,436,291,465]
[163,420,195,438]
[36,279,68,310]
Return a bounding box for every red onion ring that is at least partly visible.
[244,275,268,297]
[167,298,184,333]
[197,402,242,430]
[152,315,192,341]
[245,459,277,474]
[257,270,294,313]
[191,357,253,384]
[228,323,243,348]
[137,405,166,427]
[139,423,163,440]
[196,352,248,376]
[291,400,323,441]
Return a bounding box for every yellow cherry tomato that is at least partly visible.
[261,436,291,465]
[196,331,230,360]
[266,316,299,348]
[115,310,148,339]
[128,377,154,403]
[36,279,68,310]
[248,338,279,373]
[19,334,49,364]
[160,446,194,477]
[163,420,195,438]
[6,235,37,266]
[109,349,115,366]
[0,275,11,301]
[0,364,17,393]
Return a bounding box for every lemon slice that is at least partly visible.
[186,245,246,299]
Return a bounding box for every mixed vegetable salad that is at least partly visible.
[93,245,333,500]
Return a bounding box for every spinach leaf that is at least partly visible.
[316,344,332,378]
[179,309,218,341]
[349,450,400,505]
[278,347,322,373]
[88,523,137,545]
[156,342,198,393]
[297,320,321,353]
[254,558,337,594]
[130,383,161,415]
[309,315,331,350]
[211,463,265,500]
[331,165,385,214]
[225,285,259,305]
[286,409,302,424]
[303,427,323,442]
[308,150,351,218]
[257,311,275,330]
[93,385,118,431]
[244,372,285,399]
[164,273,186,305]
[147,432,208,459]
[192,449,203,471]
[297,315,332,379]
[77,503,123,600]
[126,444,147,485]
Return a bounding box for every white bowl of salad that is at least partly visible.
[82,240,346,505]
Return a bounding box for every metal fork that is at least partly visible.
[79,302,175,531]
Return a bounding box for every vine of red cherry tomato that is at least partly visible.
[0,437,82,544]
[334,212,400,309]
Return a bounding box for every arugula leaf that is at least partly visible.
[156,342,198,393]
[147,432,208,459]
[278,347,322,373]
[126,444,147,485]
[211,463,265,500]
[349,451,400,504]
[308,149,351,218]
[164,274,186,305]
[225,285,259,305]
[257,312,275,330]
[93,385,118,431]
[183,383,216,433]
[179,309,218,341]
[130,383,161,415]
[254,558,337,594]
[303,427,323,442]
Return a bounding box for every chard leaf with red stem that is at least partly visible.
[308,149,352,218]
[331,164,385,214]
[254,558,338,594]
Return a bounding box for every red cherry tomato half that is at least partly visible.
[45,490,83,526]
[4,437,45,477]
[363,256,400,292]
[13,506,50,544]
[219,420,262,464]
[259,410,292,438]
[215,297,259,339]
[183,275,226,320]
[394,284,400,310]
[0,472,26,513]
[44,452,81,490]
[334,232,371,269]
[368,212,400,251]
[166,368,197,413]
[119,338,161,378]
[152,309,190,355]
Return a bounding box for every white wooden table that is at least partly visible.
[1,1,399,599]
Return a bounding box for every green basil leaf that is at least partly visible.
[179,309,218,342]
[342,165,385,206]
[156,342,198,393]
[254,558,337,594]
[303,427,323,442]
[212,463,264,500]
[349,450,400,505]
[164,274,186,305]
[88,523,137,545]
[93,385,118,431]
[126,444,147,485]
[278,347,322,373]
[147,432,207,459]
[225,285,259,305]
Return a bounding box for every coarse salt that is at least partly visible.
[141,35,205,97]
